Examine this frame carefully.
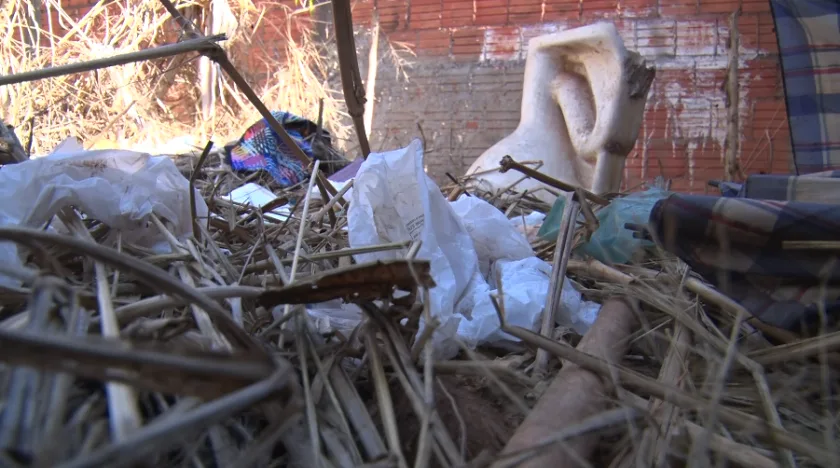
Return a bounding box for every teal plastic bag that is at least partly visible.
[537,188,669,265]
[537,196,578,241]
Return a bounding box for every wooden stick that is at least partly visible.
[638,322,691,466]
[684,277,800,344]
[625,393,780,468]
[723,9,741,181]
[749,329,840,365]
[567,258,800,345]
[331,0,371,157]
[500,299,637,468]
[567,258,633,285]
[57,371,292,468]
[499,156,610,205]
[62,211,142,441]
[189,141,214,240]
[156,0,318,172]
[95,262,143,441]
[363,11,380,139]
[783,240,840,251]
[0,34,226,86]
[535,191,579,375]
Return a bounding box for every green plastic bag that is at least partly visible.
[536,196,575,242]
[537,188,669,265]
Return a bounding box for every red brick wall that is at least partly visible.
[52,0,791,193]
[348,0,791,193]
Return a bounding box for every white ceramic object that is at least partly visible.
[465,22,654,203]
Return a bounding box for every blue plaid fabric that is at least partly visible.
[771,0,840,174]
[716,170,840,202]
[740,170,840,202]
[648,2,840,333]
[648,194,840,332]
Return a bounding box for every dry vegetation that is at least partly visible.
[0,0,350,155]
[0,154,836,466]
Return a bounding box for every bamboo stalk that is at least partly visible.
[535,191,579,375]
[499,156,610,205]
[57,372,292,468]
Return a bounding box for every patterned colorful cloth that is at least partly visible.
[771,0,840,174]
[225,111,322,187]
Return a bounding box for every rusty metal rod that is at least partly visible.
[0,35,226,86]
[499,155,610,206]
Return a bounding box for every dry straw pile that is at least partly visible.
[0,154,834,466]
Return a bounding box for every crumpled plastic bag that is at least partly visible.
[450,195,534,279]
[348,139,478,356]
[457,257,549,346]
[581,187,669,264]
[538,187,669,264]
[0,139,207,287]
[305,300,364,336]
[457,257,601,345]
[345,139,600,357]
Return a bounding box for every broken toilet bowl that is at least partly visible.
[465,22,655,204]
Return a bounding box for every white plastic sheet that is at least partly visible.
[450,195,534,279]
[456,257,551,347]
[0,139,207,287]
[305,300,364,336]
[348,139,477,356]
[509,211,546,243]
[342,139,600,356]
[227,182,292,223]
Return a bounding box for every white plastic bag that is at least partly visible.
[304,300,364,336]
[509,211,546,243]
[457,257,551,346]
[348,139,478,356]
[558,278,602,334]
[0,140,207,286]
[345,139,601,355]
[450,195,534,278]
